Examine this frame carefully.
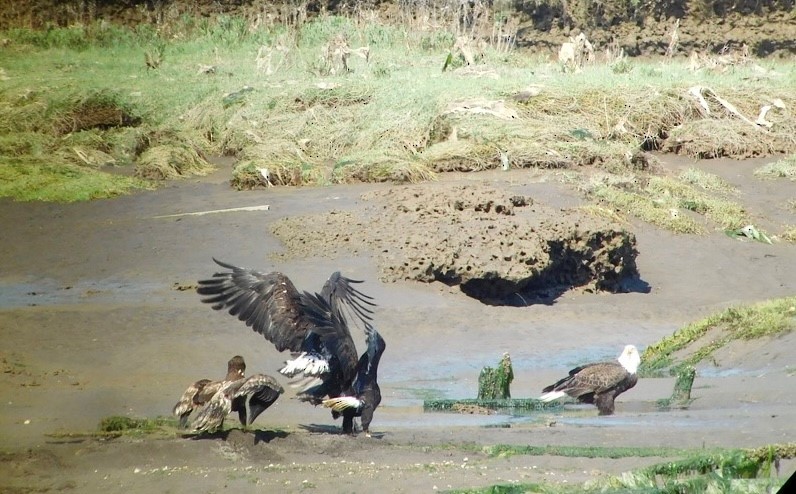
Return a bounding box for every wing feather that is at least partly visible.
[196,259,309,352]
[298,291,359,386]
[320,272,377,331]
[543,362,629,398]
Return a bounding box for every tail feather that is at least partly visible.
[279,353,330,378]
[322,396,362,412]
[539,390,567,403]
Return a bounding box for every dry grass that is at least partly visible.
[754,154,796,180]
[2,14,796,203]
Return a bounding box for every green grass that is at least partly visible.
[754,154,796,180]
[640,296,796,376]
[483,444,694,459]
[451,443,793,494]
[2,16,796,202]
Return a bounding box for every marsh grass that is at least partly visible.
[456,443,792,493]
[2,15,796,202]
[754,154,796,180]
[580,168,750,233]
[639,296,796,376]
[46,415,179,439]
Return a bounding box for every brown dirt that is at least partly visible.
[1,157,795,493]
[271,183,642,305]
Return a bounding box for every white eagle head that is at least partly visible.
[617,344,641,374]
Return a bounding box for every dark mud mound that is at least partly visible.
[271,183,644,305]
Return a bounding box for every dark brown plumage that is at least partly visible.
[196,258,384,435]
[540,345,640,416]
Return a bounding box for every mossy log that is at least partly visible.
[658,365,697,409]
[477,352,514,399]
[423,398,562,412]
[671,365,696,404]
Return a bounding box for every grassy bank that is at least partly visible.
[640,296,796,376]
[2,14,796,203]
[453,443,793,493]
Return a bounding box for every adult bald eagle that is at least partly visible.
[173,356,284,432]
[539,344,640,416]
[196,258,384,435]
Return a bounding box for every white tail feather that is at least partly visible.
[322,396,361,412]
[279,353,330,378]
[539,391,567,402]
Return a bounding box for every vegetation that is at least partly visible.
[639,296,796,376]
[424,398,561,412]
[1,11,795,204]
[98,415,178,435]
[754,154,796,180]
[452,443,793,493]
[477,353,514,399]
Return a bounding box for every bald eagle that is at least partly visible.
[539,344,640,416]
[173,356,284,432]
[191,373,284,433]
[196,258,384,435]
[173,355,246,428]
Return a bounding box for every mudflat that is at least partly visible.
[1,156,794,493]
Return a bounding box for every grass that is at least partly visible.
[580,167,753,234]
[483,444,694,459]
[639,296,796,376]
[2,15,796,202]
[46,415,180,439]
[452,443,793,493]
[754,154,796,180]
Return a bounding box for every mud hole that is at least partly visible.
[272,183,642,305]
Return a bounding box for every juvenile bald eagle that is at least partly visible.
[191,373,284,433]
[173,355,283,432]
[173,355,246,428]
[196,258,384,435]
[539,344,641,416]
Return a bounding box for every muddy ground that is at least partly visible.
[1,155,795,493]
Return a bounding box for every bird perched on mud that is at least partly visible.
[173,355,246,428]
[173,355,284,432]
[539,344,641,416]
[196,258,385,435]
[191,372,284,433]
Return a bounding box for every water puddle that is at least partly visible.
[0,278,166,309]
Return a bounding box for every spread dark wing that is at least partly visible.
[299,290,359,386]
[544,362,628,398]
[231,374,284,426]
[319,271,377,332]
[196,258,310,352]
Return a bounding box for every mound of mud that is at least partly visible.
[271,183,643,305]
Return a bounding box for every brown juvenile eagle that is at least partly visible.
[173,355,283,432]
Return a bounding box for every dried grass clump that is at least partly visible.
[0,97,49,134]
[53,90,142,135]
[340,155,435,184]
[231,142,311,189]
[678,167,738,193]
[588,182,703,234]
[754,155,796,180]
[781,227,796,243]
[647,176,748,229]
[665,118,782,159]
[133,131,212,180]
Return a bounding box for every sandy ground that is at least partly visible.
[1,156,795,493]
